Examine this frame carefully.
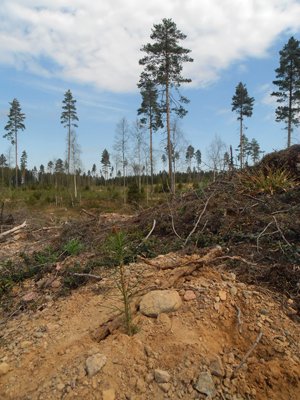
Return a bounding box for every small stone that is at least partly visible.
[57,383,65,391]
[229,287,238,296]
[158,382,171,393]
[214,303,220,311]
[22,291,37,302]
[0,362,9,376]
[223,378,231,388]
[51,280,61,289]
[20,340,32,349]
[103,388,116,400]
[154,369,171,383]
[229,273,236,281]
[184,290,197,301]
[218,290,227,301]
[260,308,269,315]
[209,356,225,377]
[86,354,107,377]
[145,373,154,384]
[194,372,216,397]
[34,332,44,338]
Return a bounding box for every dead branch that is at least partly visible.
[272,215,291,247]
[161,247,223,289]
[144,219,156,241]
[0,221,27,240]
[81,208,97,218]
[73,273,102,280]
[184,193,213,246]
[171,213,183,240]
[92,300,140,341]
[242,193,266,203]
[256,221,274,251]
[138,246,223,271]
[232,330,263,377]
[214,255,257,266]
[235,305,242,334]
[166,199,183,240]
[32,226,61,233]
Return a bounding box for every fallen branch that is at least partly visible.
[272,215,291,247]
[184,193,213,246]
[235,305,243,334]
[256,221,273,251]
[138,246,223,271]
[73,273,102,280]
[144,219,156,241]
[136,220,156,249]
[171,213,183,240]
[0,221,27,240]
[232,330,263,377]
[81,208,97,218]
[214,255,257,266]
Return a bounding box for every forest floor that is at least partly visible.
[0,171,299,400]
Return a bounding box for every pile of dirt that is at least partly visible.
[0,251,299,400]
[259,144,300,176]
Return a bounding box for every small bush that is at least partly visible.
[127,183,145,203]
[238,166,296,195]
[63,238,84,255]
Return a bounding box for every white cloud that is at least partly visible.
[0,0,300,92]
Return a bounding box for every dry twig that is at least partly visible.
[232,330,263,377]
[235,305,242,334]
[184,193,213,246]
[81,208,97,218]
[272,215,291,247]
[73,273,102,280]
[144,219,156,241]
[0,221,27,240]
[256,221,274,251]
[214,255,256,266]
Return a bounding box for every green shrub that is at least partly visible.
[63,238,84,255]
[127,183,145,203]
[239,166,296,195]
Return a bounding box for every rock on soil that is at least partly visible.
[85,353,107,377]
[0,362,10,376]
[194,371,216,397]
[139,289,182,317]
[154,369,171,383]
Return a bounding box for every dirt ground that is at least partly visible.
[0,247,299,399]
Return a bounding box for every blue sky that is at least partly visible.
[0,1,300,173]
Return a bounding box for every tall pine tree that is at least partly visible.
[60,90,79,174]
[231,82,254,169]
[138,73,163,192]
[3,98,26,187]
[139,18,193,193]
[271,37,300,148]
[101,149,110,183]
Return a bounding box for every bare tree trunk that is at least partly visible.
[166,81,174,194]
[239,115,243,169]
[74,173,77,199]
[15,130,18,188]
[287,80,292,148]
[149,118,153,194]
[68,118,71,175]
